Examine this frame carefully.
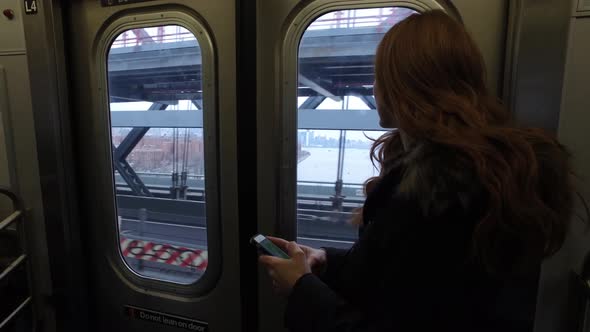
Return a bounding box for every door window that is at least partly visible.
[297,8,418,248]
[107,25,208,284]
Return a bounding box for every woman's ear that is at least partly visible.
[350,207,364,226]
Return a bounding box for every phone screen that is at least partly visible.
[253,234,290,259]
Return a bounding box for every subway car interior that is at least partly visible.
[0,0,590,331]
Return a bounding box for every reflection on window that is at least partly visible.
[297,8,417,249]
[107,25,208,284]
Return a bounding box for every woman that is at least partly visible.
[259,10,574,332]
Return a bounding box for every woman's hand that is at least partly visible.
[266,237,327,276]
[299,244,327,275]
[259,238,312,295]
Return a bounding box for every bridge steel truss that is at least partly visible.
[108,26,387,243]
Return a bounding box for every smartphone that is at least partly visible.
[250,234,290,259]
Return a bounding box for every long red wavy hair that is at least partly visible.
[363,10,574,274]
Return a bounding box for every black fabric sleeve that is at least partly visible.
[319,247,350,285]
[284,274,389,332]
[284,192,482,332]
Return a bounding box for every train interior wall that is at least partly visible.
[0,0,588,331]
[1,0,55,331]
[536,3,590,331]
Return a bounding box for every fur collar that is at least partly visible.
[391,142,484,218]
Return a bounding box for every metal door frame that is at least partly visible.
[92,9,221,296]
[23,0,244,331]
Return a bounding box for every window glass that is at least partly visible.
[297,8,417,249]
[107,25,207,284]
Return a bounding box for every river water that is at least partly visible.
[298,147,380,184]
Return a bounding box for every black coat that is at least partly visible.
[285,144,540,332]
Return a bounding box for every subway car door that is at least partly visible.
[255,0,509,331]
[64,1,241,331]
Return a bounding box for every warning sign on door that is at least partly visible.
[124,305,208,332]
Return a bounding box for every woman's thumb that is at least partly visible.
[286,241,303,257]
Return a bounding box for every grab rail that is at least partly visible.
[0,254,26,282]
[572,251,590,332]
[0,187,31,329]
[571,271,589,332]
[0,187,23,211]
[0,297,32,330]
[0,210,23,231]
